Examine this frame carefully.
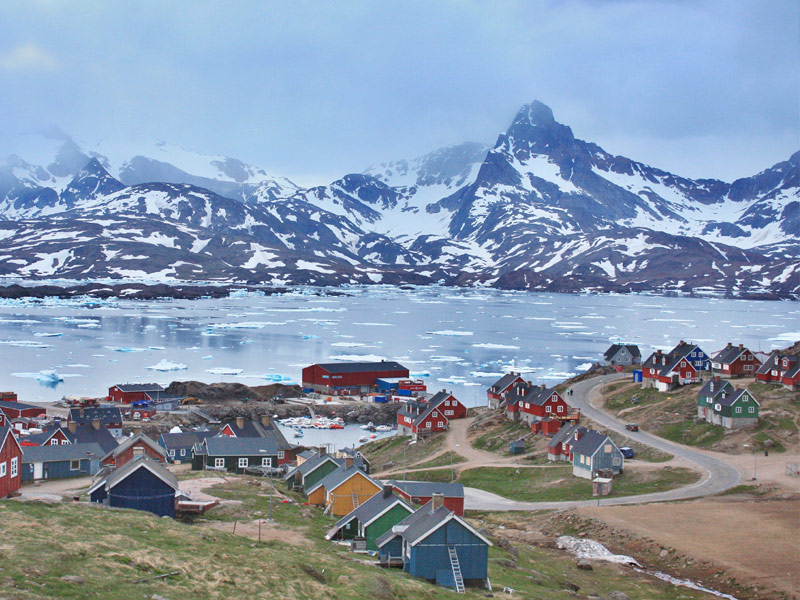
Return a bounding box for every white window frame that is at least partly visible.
[261,457,272,467]
[557,405,564,412]
[437,421,444,428]
[545,406,552,413]
[10,457,17,478]
[70,460,81,471]
[50,439,58,446]
[445,410,454,416]
[214,458,225,468]
[238,457,248,469]
[748,407,755,413]
[61,439,68,445]
[169,449,175,457]
[0,461,6,477]
[180,448,186,457]
[278,451,285,460]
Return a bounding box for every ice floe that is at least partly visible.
[146,359,188,372]
[0,340,53,348]
[206,367,244,375]
[472,343,520,350]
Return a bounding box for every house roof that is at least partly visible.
[306,464,378,496]
[548,424,581,448]
[104,433,165,461]
[311,361,408,374]
[103,456,178,492]
[570,430,615,457]
[63,424,119,454]
[427,390,455,408]
[399,399,449,427]
[204,436,279,457]
[604,344,641,361]
[22,442,105,463]
[159,431,215,450]
[0,400,42,412]
[396,503,493,548]
[642,342,704,377]
[375,499,444,548]
[329,490,413,537]
[68,406,122,425]
[21,430,60,446]
[717,388,760,408]
[284,452,341,480]
[697,378,734,400]
[389,480,464,499]
[221,419,291,450]
[489,373,524,393]
[712,344,748,365]
[113,383,165,393]
[0,423,21,458]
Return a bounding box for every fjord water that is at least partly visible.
[0,287,795,405]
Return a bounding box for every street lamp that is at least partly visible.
[743,444,757,480]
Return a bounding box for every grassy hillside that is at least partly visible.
[1,477,719,600]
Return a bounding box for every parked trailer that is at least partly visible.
[175,499,219,523]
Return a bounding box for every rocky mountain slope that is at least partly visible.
[0,103,797,297]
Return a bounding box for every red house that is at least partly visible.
[397,401,449,437]
[532,418,563,436]
[427,390,467,420]
[547,425,585,462]
[302,361,409,395]
[0,400,46,420]
[0,419,23,498]
[641,341,711,392]
[108,383,165,404]
[389,480,465,516]
[487,373,526,409]
[101,432,166,468]
[711,343,762,378]
[756,352,800,391]
[504,383,578,425]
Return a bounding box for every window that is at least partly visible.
[180,449,186,457]
[735,407,742,413]
[0,462,5,477]
[262,457,272,467]
[650,369,655,374]
[604,444,612,453]
[557,405,564,412]
[50,439,58,446]
[749,407,755,413]
[438,421,444,428]
[744,365,753,372]
[169,449,175,457]
[715,403,721,411]
[133,446,145,457]
[213,458,225,468]
[546,406,552,413]
[432,411,438,417]
[61,439,68,445]
[10,458,17,478]
[70,460,80,471]
[445,410,454,416]
[681,361,687,368]
[278,451,285,460]
[238,458,248,468]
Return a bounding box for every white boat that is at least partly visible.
[360,422,374,430]
[293,428,304,438]
[358,436,368,443]
[375,425,392,432]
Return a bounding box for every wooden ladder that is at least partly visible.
[448,546,465,594]
[351,492,361,510]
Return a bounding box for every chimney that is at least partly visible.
[656,349,662,356]
[79,407,85,419]
[133,425,142,436]
[345,456,354,469]
[727,342,732,349]
[383,484,394,499]
[431,493,445,511]
[261,415,270,427]
[442,389,446,393]
[715,375,720,382]
[738,343,743,351]
[541,384,546,390]
[318,445,327,456]
[91,418,101,431]
[235,416,245,429]
[68,421,76,434]
[679,340,685,346]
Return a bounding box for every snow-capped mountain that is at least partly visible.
[0,103,797,297]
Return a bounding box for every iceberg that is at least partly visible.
[146,359,188,372]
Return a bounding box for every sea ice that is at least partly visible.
[427,330,474,336]
[33,332,62,337]
[472,343,520,350]
[146,359,188,372]
[206,367,244,375]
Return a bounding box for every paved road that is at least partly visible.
[465,374,741,511]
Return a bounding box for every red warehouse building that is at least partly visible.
[0,400,46,420]
[108,383,165,404]
[302,361,409,395]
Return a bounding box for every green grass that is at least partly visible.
[657,419,726,448]
[472,419,531,454]
[413,452,467,469]
[359,433,446,472]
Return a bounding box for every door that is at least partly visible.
[33,462,43,479]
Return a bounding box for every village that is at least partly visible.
[0,340,797,599]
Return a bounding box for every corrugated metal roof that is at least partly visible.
[22,442,105,462]
[312,361,408,374]
[389,480,464,498]
[204,436,278,457]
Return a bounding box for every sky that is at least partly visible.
[1,0,798,186]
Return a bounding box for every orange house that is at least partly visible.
[305,463,381,516]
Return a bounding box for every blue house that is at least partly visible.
[21,443,104,481]
[376,497,492,592]
[570,429,624,479]
[88,456,179,518]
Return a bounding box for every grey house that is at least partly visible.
[603,344,641,366]
[570,429,624,479]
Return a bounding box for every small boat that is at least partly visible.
[329,424,344,430]
[293,428,304,438]
[358,436,368,443]
[375,425,392,432]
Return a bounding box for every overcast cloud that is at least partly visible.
[1,0,798,185]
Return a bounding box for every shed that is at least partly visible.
[89,456,178,517]
[509,440,525,454]
[592,476,613,496]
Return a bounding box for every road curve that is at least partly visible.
[465,374,741,511]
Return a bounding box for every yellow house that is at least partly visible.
[306,465,381,516]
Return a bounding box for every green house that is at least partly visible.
[325,486,414,551]
[710,388,760,429]
[191,436,279,473]
[284,451,343,493]
[696,377,734,420]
